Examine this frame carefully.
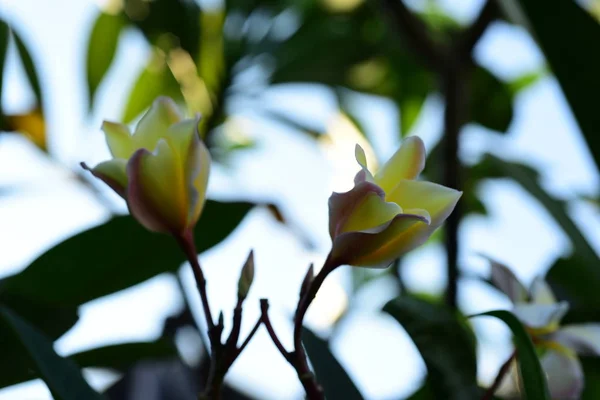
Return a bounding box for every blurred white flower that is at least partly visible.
[487,258,600,400]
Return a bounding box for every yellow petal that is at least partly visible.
[331,213,429,268]
[84,158,128,198]
[126,140,188,234]
[102,121,134,159]
[133,97,183,151]
[354,144,374,182]
[374,136,426,193]
[386,179,461,228]
[341,192,402,233]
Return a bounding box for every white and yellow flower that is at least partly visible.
[489,259,600,399]
[328,136,462,267]
[82,97,210,236]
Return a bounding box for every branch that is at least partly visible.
[457,0,498,58]
[259,300,291,362]
[482,350,516,400]
[378,0,446,71]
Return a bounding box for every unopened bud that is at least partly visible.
[299,263,314,299]
[237,250,255,301]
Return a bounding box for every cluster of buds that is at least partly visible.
[82,97,462,399]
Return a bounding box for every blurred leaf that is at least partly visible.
[508,68,546,95]
[0,200,254,306]
[470,66,513,133]
[0,306,103,400]
[86,12,126,109]
[383,296,479,400]
[0,295,79,388]
[302,327,364,400]
[471,311,550,400]
[12,30,43,108]
[506,0,600,170]
[476,154,599,266]
[122,51,183,123]
[124,0,200,55]
[71,340,177,371]
[0,339,176,389]
[399,93,427,137]
[581,356,600,400]
[547,256,600,316]
[270,5,382,86]
[5,109,46,150]
[406,383,436,400]
[0,19,9,117]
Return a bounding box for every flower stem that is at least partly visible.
[482,350,517,400]
[291,256,339,400]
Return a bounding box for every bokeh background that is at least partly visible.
[0,0,599,398]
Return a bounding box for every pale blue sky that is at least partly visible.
[0,0,599,399]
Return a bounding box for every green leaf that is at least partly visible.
[399,93,427,137]
[302,327,363,400]
[0,306,103,400]
[0,200,253,306]
[506,0,600,170]
[508,68,546,95]
[12,30,43,108]
[122,51,183,123]
[470,310,550,400]
[0,19,9,114]
[470,66,513,133]
[123,0,201,55]
[581,356,600,400]
[546,256,600,316]
[86,12,126,109]
[0,339,176,389]
[383,296,479,400]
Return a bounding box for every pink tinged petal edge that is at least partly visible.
[374,135,426,192]
[125,149,173,234]
[552,324,600,356]
[80,162,126,199]
[328,180,385,239]
[330,212,430,268]
[540,349,584,400]
[512,302,569,329]
[485,257,528,304]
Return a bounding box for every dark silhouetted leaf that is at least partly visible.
[302,327,363,400]
[12,30,43,108]
[0,306,103,400]
[383,296,479,400]
[0,200,253,306]
[123,0,201,55]
[507,0,600,170]
[71,340,177,371]
[0,19,9,120]
[547,256,600,317]
[86,12,126,109]
[471,310,550,400]
[470,66,513,133]
[581,356,600,400]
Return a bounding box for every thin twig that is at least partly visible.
[378,0,446,71]
[482,350,517,400]
[260,299,292,362]
[236,316,263,356]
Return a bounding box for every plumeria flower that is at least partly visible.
[328,136,462,267]
[488,258,600,399]
[82,97,210,236]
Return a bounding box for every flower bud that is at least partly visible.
[82,97,211,236]
[237,250,255,301]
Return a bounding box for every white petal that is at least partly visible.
[530,276,556,305]
[541,349,584,400]
[553,324,600,356]
[512,302,569,329]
